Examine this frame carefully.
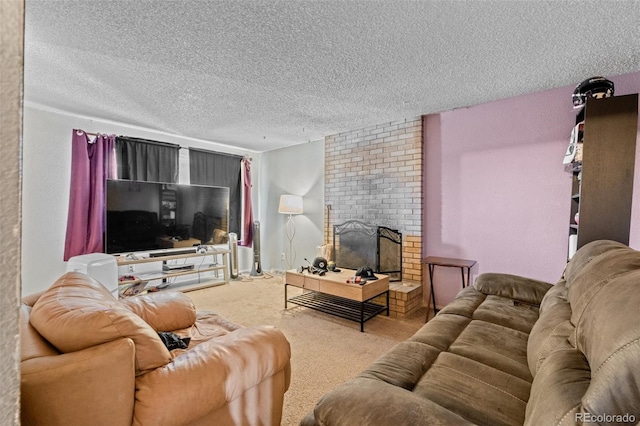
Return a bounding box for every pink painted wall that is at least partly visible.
[423,71,640,309]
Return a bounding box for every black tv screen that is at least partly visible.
[105,179,229,254]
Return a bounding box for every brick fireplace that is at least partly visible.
[324,117,423,318]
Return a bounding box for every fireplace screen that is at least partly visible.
[333,220,402,281]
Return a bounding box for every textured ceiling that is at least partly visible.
[24,0,640,152]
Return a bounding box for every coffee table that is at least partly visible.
[284,268,389,332]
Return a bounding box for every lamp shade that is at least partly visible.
[278,194,303,215]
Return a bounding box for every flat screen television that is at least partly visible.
[105,179,229,254]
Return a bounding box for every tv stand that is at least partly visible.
[116,248,230,298]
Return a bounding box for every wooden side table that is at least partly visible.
[424,256,477,321]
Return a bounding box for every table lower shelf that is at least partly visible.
[286,289,388,332]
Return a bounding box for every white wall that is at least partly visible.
[259,140,325,272]
[22,105,260,295]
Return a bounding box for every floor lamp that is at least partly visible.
[278,194,303,270]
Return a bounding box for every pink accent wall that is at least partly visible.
[423,71,640,309]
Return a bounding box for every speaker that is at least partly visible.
[177,225,190,241]
[228,232,239,279]
[250,221,263,276]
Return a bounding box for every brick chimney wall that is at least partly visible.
[324,117,423,282]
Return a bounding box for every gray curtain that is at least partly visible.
[189,148,241,235]
[115,136,179,183]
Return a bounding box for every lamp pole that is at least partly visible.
[284,213,296,269]
[278,194,303,271]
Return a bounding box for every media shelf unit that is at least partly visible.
[116,248,230,298]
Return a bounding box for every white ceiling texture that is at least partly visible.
[24,1,640,152]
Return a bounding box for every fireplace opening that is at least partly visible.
[333,220,402,281]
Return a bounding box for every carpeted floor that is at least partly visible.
[186,273,427,426]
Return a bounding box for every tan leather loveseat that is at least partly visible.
[302,240,640,425]
[21,272,291,426]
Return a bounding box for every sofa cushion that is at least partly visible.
[538,278,568,316]
[524,348,591,426]
[409,309,472,351]
[562,239,627,287]
[120,291,197,331]
[30,272,171,374]
[472,294,540,334]
[449,320,532,382]
[570,268,640,419]
[526,244,640,423]
[357,341,441,390]
[474,272,552,306]
[567,245,640,324]
[414,352,531,426]
[20,304,59,361]
[306,377,472,426]
[133,326,291,425]
[527,281,574,377]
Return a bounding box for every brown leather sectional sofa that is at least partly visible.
[302,240,640,425]
[20,272,291,426]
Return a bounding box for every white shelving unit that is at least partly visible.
[116,249,230,297]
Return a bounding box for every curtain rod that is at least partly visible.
[77,131,251,161]
[116,136,180,149]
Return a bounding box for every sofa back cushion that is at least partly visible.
[20,304,59,361]
[524,347,591,425]
[567,246,640,323]
[526,242,640,424]
[525,278,591,424]
[120,291,196,331]
[30,272,171,374]
[562,240,627,287]
[567,257,640,420]
[526,281,574,377]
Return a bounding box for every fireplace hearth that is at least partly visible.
[333,220,402,281]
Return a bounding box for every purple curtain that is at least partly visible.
[63,129,116,260]
[239,158,253,247]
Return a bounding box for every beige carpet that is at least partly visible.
[186,273,426,426]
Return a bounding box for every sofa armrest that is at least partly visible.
[474,272,553,306]
[22,290,44,307]
[21,338,136,426]
[120,291,196,331]
[133,326,291,425]
[302,377,473,426]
